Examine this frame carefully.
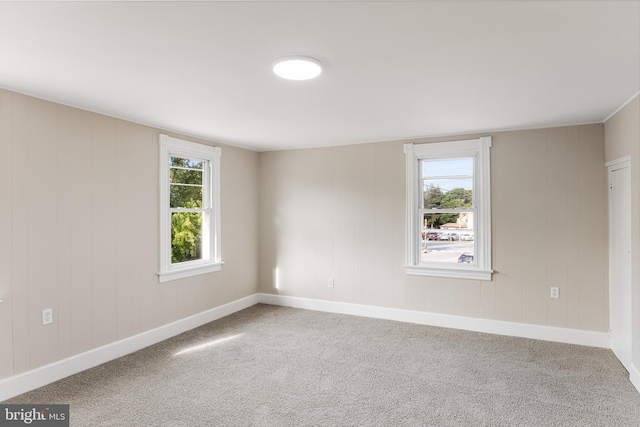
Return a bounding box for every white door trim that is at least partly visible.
[606,156,633,374]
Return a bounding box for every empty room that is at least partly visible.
[1,1,640,426]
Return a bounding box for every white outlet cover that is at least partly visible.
[42,308,53,325]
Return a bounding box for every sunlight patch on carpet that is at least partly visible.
[173,333,244,356]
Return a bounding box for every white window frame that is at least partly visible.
[404,137,492,281]
[158,134,222,283]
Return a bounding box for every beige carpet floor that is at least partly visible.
[4,304,640,426]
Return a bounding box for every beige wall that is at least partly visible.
[604,94,640,370]
[0,89,259,380]
[0,85,618,385]
[258,125,608,332]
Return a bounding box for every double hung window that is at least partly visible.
[159,134,222,282]
[404,137,492,280]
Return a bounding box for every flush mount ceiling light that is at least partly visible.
[273,56,322,81]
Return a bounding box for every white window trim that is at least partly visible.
[404,137,492,281]
[158,134,222,283]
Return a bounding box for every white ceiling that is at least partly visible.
[1,1,638,151]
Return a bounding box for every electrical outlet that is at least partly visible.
[550,287,559,299]
[42,308,53,325]
[328,279,334,288]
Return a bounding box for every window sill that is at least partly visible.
[158,261,224,283]
[405,265,493,281]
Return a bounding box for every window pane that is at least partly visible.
[421,213,474,265]
[171,211,203,264]
[422,158,472,178]
[169,157,204,185]
[170,156,204,208]
[423,180,473,209]
[170,185,203,208]
[170,156,203,170]
[170,166,203,185]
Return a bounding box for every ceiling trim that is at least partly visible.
[604,90,640,123]
[0,83,633,153]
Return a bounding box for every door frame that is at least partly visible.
[606,156,632,373]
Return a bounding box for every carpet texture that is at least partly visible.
[4,304,640,426]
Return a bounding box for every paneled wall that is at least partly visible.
[258,125,608,332]
[604,94,640,373]
[0,89,258,380]
[0,85,615,384]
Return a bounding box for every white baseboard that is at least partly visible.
[257,293,610,349]
[629,363,640,394]
[0,294,259,402]
[0,292,616,402]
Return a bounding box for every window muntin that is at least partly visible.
[404,137,492,281]
[159,135,222,283]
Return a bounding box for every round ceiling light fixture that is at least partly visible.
[273,56,322,81]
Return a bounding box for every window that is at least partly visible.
[159,134,222,282]
[404,137,492,280]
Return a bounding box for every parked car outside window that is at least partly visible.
[427,231,439,240]
[458,252,474,263]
